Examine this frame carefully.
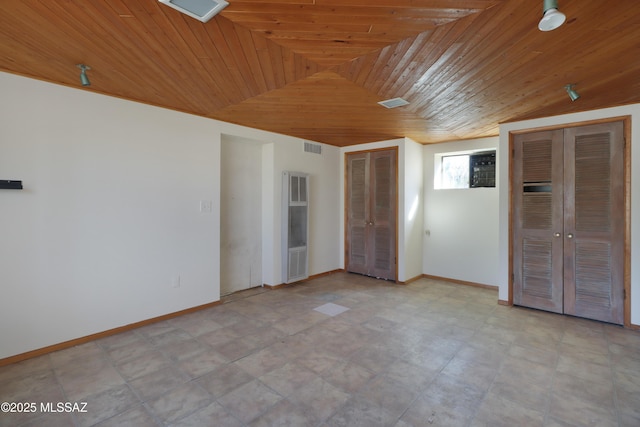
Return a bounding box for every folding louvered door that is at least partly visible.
[513,122,624,324]
[346,149,396,281]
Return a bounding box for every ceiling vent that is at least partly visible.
[158,0,229,22]
[378,97,410,109]
[304,141,322,155]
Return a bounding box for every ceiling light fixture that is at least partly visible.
[77,64,91,87]
[565,84,580,101]
[538,0,566,31]
[158,0,229,23]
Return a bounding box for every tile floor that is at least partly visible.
[1,272,640,427]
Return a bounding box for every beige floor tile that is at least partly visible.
[195,363,254,399]
[136,321,175,339]
[507,342,559,367]
[0,368,60,403]
[55,356,126,401]
[94,405,160,427]
[241,326,287,350]
[552,371,615,409]
[169,401,242,427]
[4,272,639,427]
[556,353,613,384]
[49,342,104,368]
[226,318,269,337]
[349,344,398,373]
[0,355,51,385]
[96,330,144,351]
[249,399,318,427]
[168,312,223,335]
[470,391,545,427]
[105,339,156,365]
[440,356,499,393]
[19,412,76,427]
[288,377,351,421]
[176,348,228,379]
[295,349,343,375]
[129,366,188,402]
[489,357,555,412]
[215,337,260,362]
[382,359,438,393]
[217,379,283,424]
[73,384,139,427]
[258,362,319,397]
[605,325,640,351]
[548,395,618,427]
[145,382,212,425]
[115,350,172,381]
[401,373,485,427]
[327,394,397,427]
[158,338,210,363]
[322,360,376,394]
[357,375,415,420]
[549,372,617,427]
[147,329,192,347]
[234,346,287,378]
[196,327,241,347]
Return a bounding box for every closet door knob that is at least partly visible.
[567,233,574,239]
[554,232,561,237]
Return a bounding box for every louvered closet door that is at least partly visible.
[347,153,370,276]
[369,150,396,280]
[513,122,624,324]
[513,130,565,313]
[563,122,624,324]
[346,149,396,280]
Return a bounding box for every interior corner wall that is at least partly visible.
[0,72,221,359]
[217,134,341,288]
[498,103,640,325]
[422,137,500,287]
[267,139,341,285]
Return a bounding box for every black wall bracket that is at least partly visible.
[0,180,23,190]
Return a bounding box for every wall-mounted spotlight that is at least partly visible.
[76,64,91,87]
[565,84,580,101]
[538,0,566,31]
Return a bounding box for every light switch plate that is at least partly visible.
[200,200,212,213]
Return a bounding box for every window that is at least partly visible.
[441,154,470,189]
[436,150,496,189]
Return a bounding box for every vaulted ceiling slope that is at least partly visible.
[1,1,639,146]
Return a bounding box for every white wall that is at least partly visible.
[422,137,499,286]
[401,138,424,282]
[0,72,221,359]
[340,138,423,282]
[499,104,640,326]
[0,72,342,359]
[267,140,341,285]
[220,136,263,295]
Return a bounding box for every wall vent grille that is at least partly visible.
[304,141,322,155]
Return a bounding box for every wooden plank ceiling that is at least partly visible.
[1,0,639,146]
